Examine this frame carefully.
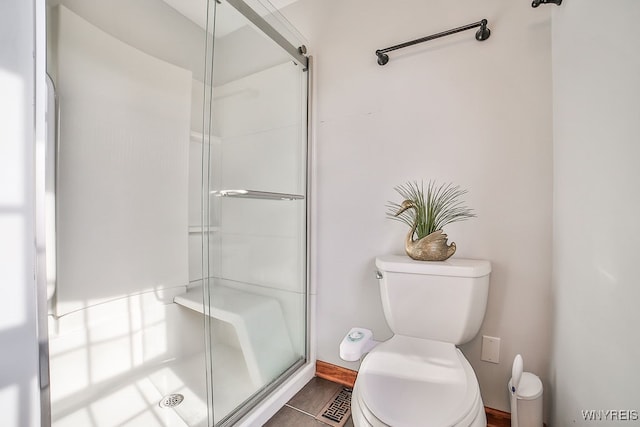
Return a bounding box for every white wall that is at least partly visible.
[551,1,640,425]
[282,0,554,414]
[0,1,43,426]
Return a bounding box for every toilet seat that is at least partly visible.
[353,335,485,427]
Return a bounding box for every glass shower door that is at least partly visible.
[202,0,310,425]
[46,1,214,426]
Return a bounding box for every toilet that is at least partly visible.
[346,255,491,427]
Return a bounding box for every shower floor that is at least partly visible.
[52,344,255,427]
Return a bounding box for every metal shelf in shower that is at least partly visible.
[211,189,305,201]
[188,226,220,234]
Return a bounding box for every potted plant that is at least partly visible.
[387,181,475,261]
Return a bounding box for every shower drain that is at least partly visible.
[159,394,184,408]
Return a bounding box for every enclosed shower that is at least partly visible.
[43,0,311,426]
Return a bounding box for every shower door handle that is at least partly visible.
[34,74,57,425]
[211,189,304,201]
[38,74,58,312]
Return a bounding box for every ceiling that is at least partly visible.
[161,0,299,37]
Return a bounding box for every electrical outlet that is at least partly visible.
[481,335,500,363]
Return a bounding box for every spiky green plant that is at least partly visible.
[386,181,476,239]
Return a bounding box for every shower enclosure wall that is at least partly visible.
[43,1,312,426]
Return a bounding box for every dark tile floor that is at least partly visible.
[265,376,512,427]
[264,377,354,427]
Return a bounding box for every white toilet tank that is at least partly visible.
[375,255,491,345]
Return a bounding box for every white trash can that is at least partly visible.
[508,354,543,427]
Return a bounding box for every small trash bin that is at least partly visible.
[508,354,543,427]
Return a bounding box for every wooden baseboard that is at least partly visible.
[315,360,357,388]
[485,406,511,427]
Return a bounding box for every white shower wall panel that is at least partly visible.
[221,198,301,238]
[188,232,204,282]
[188,133,204,283]
[217,197,304,293]
[188,133,204,229]
[190,79,206,134]
[54,6,191,316]
[189,131,221,282]
[212,62,301,139]
[221,125,303,194]
[220,233,302,291]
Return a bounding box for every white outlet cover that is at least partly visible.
[481,335,501,364]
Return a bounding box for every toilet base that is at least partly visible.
[351,381,487,427]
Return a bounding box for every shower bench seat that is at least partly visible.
[174,285,296,387]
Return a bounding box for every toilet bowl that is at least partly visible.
[351,336,485,427]
[347,256,491,427]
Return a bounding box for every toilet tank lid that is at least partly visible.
[376,255,491,277]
